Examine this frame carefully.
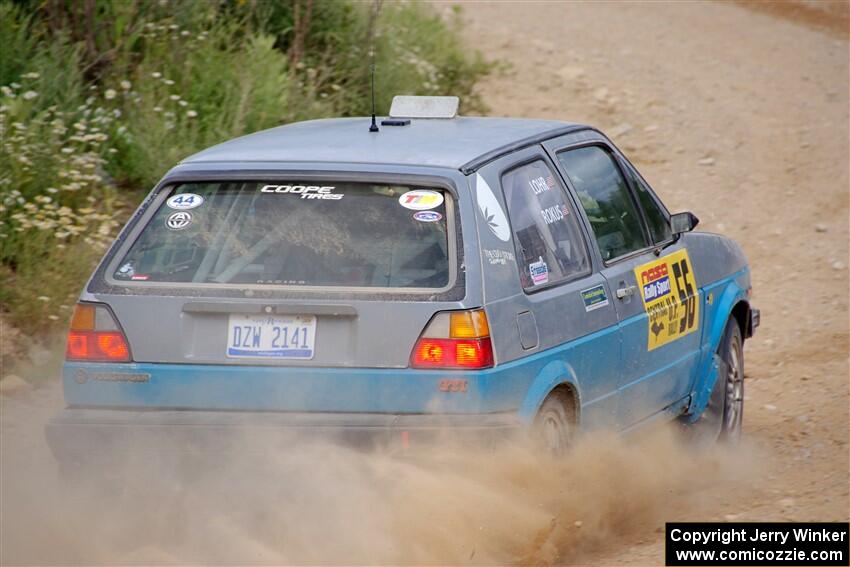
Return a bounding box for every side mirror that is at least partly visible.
[670,211,699,235]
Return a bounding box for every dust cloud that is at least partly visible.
[1,357,760,566]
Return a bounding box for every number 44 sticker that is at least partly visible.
[634,249,700,351]
[167,193,205,210]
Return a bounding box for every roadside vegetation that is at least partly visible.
[0,0,492,346]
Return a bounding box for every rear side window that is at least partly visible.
[113,181,453,289]
[501,160,590,290]
[557,146,648,261]
[623,163,672,244]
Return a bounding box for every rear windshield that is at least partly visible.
[113,181,453,289]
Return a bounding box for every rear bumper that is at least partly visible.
[45,407,523,464]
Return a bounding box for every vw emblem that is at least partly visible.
[74,369,88,384]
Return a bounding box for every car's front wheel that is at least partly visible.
[680,317,745,444]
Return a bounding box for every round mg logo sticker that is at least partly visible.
[165,211,193,230]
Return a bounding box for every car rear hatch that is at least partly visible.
[66,175,484,413]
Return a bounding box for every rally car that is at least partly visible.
[47,96,758,460]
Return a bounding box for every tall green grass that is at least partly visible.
[0,0,494,336]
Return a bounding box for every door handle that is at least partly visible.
[616,285,637,299]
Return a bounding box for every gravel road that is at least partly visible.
[462,1,849,562]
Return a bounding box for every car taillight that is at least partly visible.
[65,303,131,362]
[411,309,494,369]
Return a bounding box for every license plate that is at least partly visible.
[226,314,316,359]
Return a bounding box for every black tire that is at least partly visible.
[533,391,575,456]
[680,317,745,444]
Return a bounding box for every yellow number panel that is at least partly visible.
[634,249,700,351]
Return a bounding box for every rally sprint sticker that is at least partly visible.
[634,249,699,351]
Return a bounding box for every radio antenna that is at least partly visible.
[367,0,382,132]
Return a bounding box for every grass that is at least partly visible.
[0,0,495,340]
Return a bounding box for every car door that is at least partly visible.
[544,135,701,428]
[474,147,622,429]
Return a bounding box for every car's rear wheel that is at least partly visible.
[533,391,575,456]
[681,317,744,444]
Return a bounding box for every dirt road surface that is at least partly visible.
[463,0,849,562]
[1,2,848,566]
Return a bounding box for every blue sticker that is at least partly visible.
[580,284,609,312]
[529,256,549,285]
[642,273,672,302]
[413,211,443,223]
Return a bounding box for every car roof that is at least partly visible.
[180,116,588,173]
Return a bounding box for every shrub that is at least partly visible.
[0,0,494,336]
[107,23,317,189]
[0,81,125,333]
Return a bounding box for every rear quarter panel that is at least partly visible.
[468,151,622,429]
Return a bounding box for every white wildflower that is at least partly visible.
[178,100,188,107]
[153,106,162,112]
[151,72,162,79]
[104,88,117,100]
[186,110,197,118]
[169,94,180,101]
[22,72,40,79]
[22,90,38,100]
[120,80,132,90]
[37,295,51,302]
[164,79,175,86]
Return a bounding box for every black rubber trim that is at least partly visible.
[748,308,760,338]
[459,124,588,174]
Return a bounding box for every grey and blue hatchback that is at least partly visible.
[48,96,758,458]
